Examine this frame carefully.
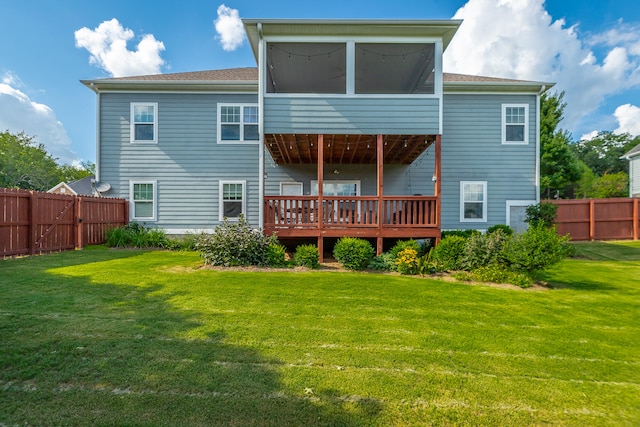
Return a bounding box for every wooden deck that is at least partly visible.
[264,195,440,247]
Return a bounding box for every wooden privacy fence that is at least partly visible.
[1,188,128,257]
[548,198,640,241]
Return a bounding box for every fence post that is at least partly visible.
[29,191,38,255]
[634,198,639,241]
[589,199,595,241]
[76,196,83,250]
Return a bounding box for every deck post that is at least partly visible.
[435,134,442,243]
[317,134,324,262]
[376,134,384,255]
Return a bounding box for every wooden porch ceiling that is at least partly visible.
[265,134,436,165]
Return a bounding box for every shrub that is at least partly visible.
[294,244,320,269]
[487,224,514,236]
[441,229,481,239]
[525,202,558,228]
[104,222,167,249]
[389,239,421,259]
[368,253,395,271]
[431,235,467,271]
[194,216,277,267]
[469,266,532,288]
[166,233,199,251]
[501,223,571,273]
[264,242,287,268]
[333,237,375,270]
[105,226,131,248]
[416,248,437,276]
[395,248,419,275]
[462,229,510,271]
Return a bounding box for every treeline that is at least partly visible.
[0,131,94,191]
[540,92,639,199]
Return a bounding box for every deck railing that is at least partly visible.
[264,195,438,228]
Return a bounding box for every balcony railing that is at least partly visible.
[264,196,438,228]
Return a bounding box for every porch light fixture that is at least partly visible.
[432,175,437,182]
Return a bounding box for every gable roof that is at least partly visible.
[82,68,552,93]
[622,143,640,159]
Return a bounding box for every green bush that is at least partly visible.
[487,224,514,236]
[194,216,278,267]
[166,232,199,251]
[525,202,558,228]
[389,239,421,259]
[469,266,532,288]
[368,253,395,271]
[395,248,419,275]
[441,229,481,239]
[294,244,320,269]
[104,222,167,249]
[501,223,571,273]
[264,242,288,268]
[432,235,467,271]
[462,229,510,271]
[333,237,375,270]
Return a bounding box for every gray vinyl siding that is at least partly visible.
[99,92,260,230]
[631,158,640,197]
[264,96,440,134]
[440,93,538,230]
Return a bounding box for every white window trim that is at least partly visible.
[219,180,246,221]
[130,102,158,144]
[129,180,157,222]
[506,200,536,228]
[280,182,303,195]
[460,181,488,223]
[217,103,259,144]
[502,103,529,145]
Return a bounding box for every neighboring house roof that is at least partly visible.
[82,68,552,93]
[48,176,96,196]
[622,143,640,160]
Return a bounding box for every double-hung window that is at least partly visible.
[219,181,245,221]
[131,103,158,143]
[460,181,487,222]
[502,104,529,144]
[130,180,157,221]
[218,104,259,143]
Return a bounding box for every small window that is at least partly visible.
[131,103,157,143]
[502,104,529,144]
[219,181,245,221]
[460,181,487,222]
[218,104,259,143]
[130,181,157,221]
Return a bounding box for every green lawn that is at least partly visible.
[1,242,639,426]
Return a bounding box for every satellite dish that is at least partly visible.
[95,181,111,193]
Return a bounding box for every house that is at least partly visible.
[622,143,640,197]
[81,19,552,258]
[48,176,98,196]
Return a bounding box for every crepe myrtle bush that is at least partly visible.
[194,215,279,267]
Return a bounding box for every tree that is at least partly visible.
[58,161,95,183]
[539,91,581,198]
[0,131,61,190]
[573,132,639,176]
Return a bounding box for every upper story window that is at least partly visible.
[355,43,435,94]
[130,102,157,143]
[266,43,346,94]
[218,104,259,143]
[502,104,529,144]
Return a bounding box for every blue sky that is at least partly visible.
[1,0,640,166]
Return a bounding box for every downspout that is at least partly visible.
[93,83,101,183]
[258,22,265,229]
[536,84,546,203]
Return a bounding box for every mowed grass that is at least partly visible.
[1,243,639,426]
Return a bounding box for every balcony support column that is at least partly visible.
[317,134,324,262]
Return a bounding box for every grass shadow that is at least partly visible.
[0,251,381,426]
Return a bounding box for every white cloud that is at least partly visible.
[579,130,600,141]
[444,0,640,134]
[0,73,77,164]
[214,4,245,51]
[613,104,640,136]
[75,18,165,77]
